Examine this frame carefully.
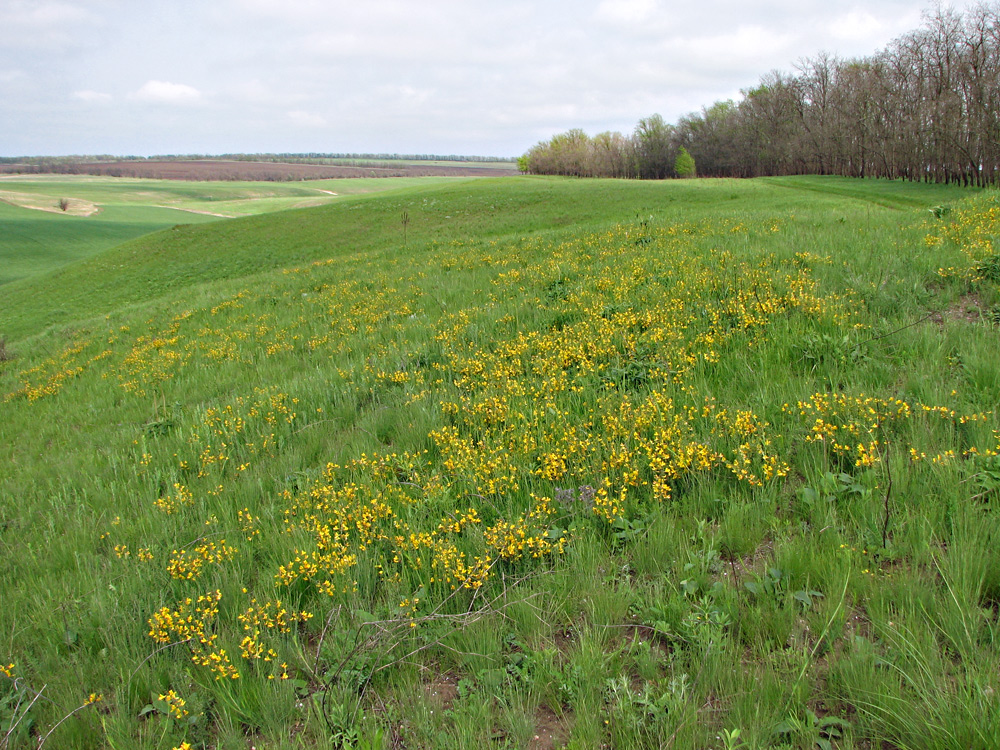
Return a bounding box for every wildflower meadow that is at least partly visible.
[2,175,999,749]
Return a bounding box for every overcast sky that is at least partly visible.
[0,0,982,158]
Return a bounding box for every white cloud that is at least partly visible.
[828,7,923,50]
[595,0,660,25]
[300,31,370,59]
[0,0,93,29]
[669,25,794,71]
[287,110,328,127]
[72,89,112,103]
[395,85,433,105]
[133,80,202,104]
[0,1,99,52]
[0,0,991,156]
[829,10,883,42]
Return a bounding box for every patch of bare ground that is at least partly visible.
[842,604,874,642]
[602,619,672,663]
[553,627,575,655]
[422,672,459,711]
[528,704,570,750]
[154,205,231,218]
[720,537,775,587]
[930,292,984,326]
[0,191,100,216]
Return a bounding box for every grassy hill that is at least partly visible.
[2,176,999,750]
[0,175,469,288]
[0,200,220,286]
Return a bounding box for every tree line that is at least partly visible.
[0,153,516,169]
[522,4,1000,185]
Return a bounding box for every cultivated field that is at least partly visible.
[0,160,519,181]
[1,176,998,749]
[0,174,475,286]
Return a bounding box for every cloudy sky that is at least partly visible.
[0,0,981,158]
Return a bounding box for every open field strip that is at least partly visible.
[1,176,999,749]
[0,175,476,286]
[0,174,471,217]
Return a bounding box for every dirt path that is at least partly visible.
[154,205,231,218]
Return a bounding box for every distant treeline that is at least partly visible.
[0,153,515,169]
[524,4,1000,185]
[216,154,516,169]
[0,158,518,182]
[234,153,516,163]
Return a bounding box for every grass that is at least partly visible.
[0,174,473,287]
[0,174,470,216]
[2,175,999,749]
[0,200,219,286]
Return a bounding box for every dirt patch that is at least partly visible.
[422,673,459,710]
[552,627,576,654]
[931,293,983,326]
[0,191,100,216]
[528,704,569,750]
[721,537,775,586]
[154,205,231,218]
[842,605,874,642]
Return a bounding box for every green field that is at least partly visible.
[2,176,999,750]
[0,175,467,286]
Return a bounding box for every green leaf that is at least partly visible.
[772,720,793,735]
[819,715,852,729]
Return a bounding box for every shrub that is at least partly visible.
[674,147,696,178]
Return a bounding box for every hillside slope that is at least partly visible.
[2,176,998,750]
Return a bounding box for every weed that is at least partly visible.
[772,709,851,750]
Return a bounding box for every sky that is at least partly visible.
[0,0,983,158]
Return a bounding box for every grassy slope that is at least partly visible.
[0,175,469,288]
[0,175,468,217]
[2,176,999,750]
[0,201,219,286]
[1,176,739,339]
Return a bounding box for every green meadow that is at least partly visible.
[0,175,466,286]
[2,175,999,750]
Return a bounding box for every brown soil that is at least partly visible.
[422,673,459,710]
[0,191,100,216]
[0,159,519,182]
[930,293,984,326]
[553,627,575,654]
[528,704,569,750]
